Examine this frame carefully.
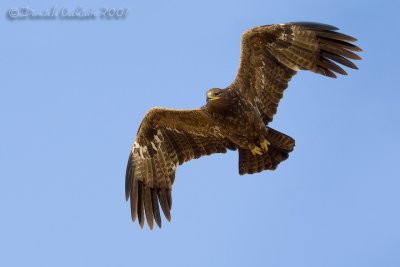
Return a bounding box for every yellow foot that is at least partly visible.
[260,139,270,152]
[251,146,263,156]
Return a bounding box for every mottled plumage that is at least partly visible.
[125,22,362,229]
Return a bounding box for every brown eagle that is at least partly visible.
[125,22,362,229]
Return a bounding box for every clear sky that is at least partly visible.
[1,0,399,266]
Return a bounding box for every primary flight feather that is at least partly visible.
[125,22,362,229]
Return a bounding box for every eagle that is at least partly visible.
[125,22,362,229]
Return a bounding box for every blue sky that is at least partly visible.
[1,0,399,266]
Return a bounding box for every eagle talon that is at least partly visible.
[251,146,263,156]
[261,139,270,152]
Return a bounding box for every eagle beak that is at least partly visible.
[207,92,220,101]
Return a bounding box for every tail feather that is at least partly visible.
[238,127,295,175]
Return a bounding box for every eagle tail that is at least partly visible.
[238,128,295,175]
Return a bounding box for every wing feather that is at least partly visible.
[126,108,236,228]
[137,181,145,228]
[151,188,162,228]
[144,185,154,229]
[232,22,362,123]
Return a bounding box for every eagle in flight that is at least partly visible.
[125,22,362,229]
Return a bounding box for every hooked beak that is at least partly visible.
[207,91,220,101]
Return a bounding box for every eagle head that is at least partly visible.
[205,88,237,115]
[206,88,225,102]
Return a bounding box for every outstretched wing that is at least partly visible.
[125,108,235,229]
[232,22,362,123]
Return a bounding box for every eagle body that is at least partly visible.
[125,22,362,229]
[205,87,268,152]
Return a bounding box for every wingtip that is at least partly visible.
[289,21,339,31]
[323,69,337,78]
[125,153,134,202]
